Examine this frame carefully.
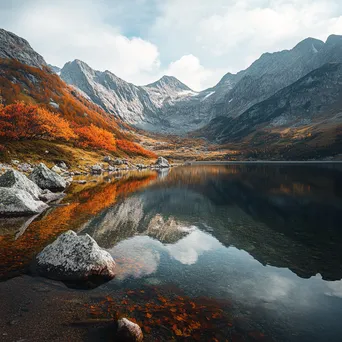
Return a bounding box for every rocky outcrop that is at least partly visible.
[0,28,47,68]
[29,163,67,192]
[0,188,48,216]
[154,157,170,168]
[33,230,116,287]
[117,318,143,342]
[0,169,42,200]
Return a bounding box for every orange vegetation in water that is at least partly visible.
[0,173,157,279]
[84,287,270,341]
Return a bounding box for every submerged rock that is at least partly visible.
[155,157,170,168]
[0,188,49,216]
[34,230,116,288]
[30,163,67,192]
[117,318,143,342]
[0,169,42,200]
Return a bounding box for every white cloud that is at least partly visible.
[1,0,161,85]
[165,54,224,91]
[150,0,342,72]
[325,280,342,298]
[166,229,221,265]
[110,236,161,280]
[1,0,342,89]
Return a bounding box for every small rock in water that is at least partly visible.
[154,157,170,169]
[117,318,143,342]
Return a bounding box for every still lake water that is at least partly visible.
[1,164,342,341]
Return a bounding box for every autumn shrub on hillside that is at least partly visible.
[0,102,76,141]
[75,124,116,151]
[0,58,119,132]
[117,139,157,158]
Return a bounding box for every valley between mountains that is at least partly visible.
[1,27,342,166]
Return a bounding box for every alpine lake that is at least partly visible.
[1,163,342,342]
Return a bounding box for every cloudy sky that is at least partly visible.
[1,0,342,90]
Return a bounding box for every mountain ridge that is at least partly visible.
[0,29,47,69]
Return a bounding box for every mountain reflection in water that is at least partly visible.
[81,164,342,281]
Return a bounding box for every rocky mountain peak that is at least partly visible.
[0,28,47,68]
[146,75,192,91]
[292,37,324,53]
[326,34,342,46]
[215,72,239,89]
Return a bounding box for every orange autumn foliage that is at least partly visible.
[117,139,157,158]
[0,102,75,141]
[0,58,156,157]
[75,124,116,151]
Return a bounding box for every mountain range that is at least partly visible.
[1,27,342,158]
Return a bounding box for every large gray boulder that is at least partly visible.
[0,188,49,216]
[0,169,42,200]
[34,231,116,287]
[155,157,170,168]
[30,163,66,192]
